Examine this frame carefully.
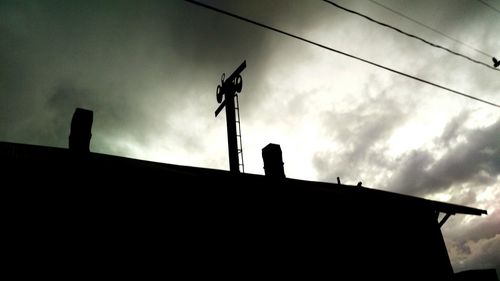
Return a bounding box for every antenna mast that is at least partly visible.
[215,61,247,173]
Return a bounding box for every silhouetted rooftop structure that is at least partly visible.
[2,140,492,280]
[1,108,495,280]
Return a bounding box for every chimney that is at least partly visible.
[262,143,285,178]
[69,108,93,153]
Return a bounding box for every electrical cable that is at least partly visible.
[323,0,499,72]
[185,0,500,108]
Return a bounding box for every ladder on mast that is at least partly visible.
[235,94,245,173]
[214,60,246,174]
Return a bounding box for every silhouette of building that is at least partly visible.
[1,109,496,280]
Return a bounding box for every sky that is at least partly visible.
[1,0,499,274]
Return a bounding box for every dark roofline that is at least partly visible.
[1,141,487,216]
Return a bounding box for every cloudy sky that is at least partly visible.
[1,0,499,274]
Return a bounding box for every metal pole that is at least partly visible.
[225,94,239,173]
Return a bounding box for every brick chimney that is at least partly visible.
[262,143,285,178]
[69,108,93,153]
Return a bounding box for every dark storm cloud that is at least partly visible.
[0,0,288,153]
[3,0,494,155]
[0,0,175,147]
[389,115,500,196]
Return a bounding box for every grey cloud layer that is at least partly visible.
[389,116,500,196]
[0,0,279,154]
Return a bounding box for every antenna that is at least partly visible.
[215,60,247,173]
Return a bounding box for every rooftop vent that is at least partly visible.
[69,108,93,153]
[262,143,285,178]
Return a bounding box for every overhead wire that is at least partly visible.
[323,0,499,72]
[477,0,500,14]
[185,0,500,108]
[368,0,493,59]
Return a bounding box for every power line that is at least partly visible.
[185,0,500,108]
[323,0,499,72]
[477,0,500,14]
[368,0,493,58]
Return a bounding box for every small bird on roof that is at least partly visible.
[493,57,500,68]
